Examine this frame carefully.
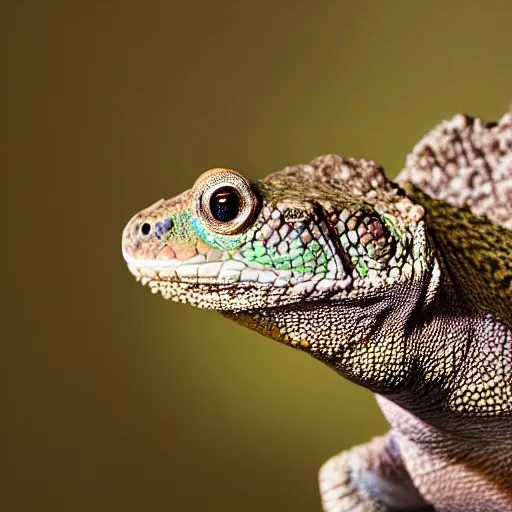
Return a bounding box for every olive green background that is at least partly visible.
[4,1,511,511]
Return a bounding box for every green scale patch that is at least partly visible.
[239,208,333,276]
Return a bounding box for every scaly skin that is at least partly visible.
[122,111,512,511]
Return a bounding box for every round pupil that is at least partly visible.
[141,222,151,235]
[210,187,240,222]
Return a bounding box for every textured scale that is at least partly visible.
[122,110,512,511]
[397,111,512,229]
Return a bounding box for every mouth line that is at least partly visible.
[124,253,299,288]
[143,277,264,287]
[135,274,250,286]
[123,256,200,269]
[123,251,338,293]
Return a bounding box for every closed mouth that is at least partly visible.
[123,250,300,288]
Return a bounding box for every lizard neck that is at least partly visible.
[224,273,435,395]
[225,216,512,429]
[225,186,511,429]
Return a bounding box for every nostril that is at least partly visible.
[140,222,152,236]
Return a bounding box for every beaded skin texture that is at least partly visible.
[122,111,511,511]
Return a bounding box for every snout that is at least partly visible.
[121,199,165,262]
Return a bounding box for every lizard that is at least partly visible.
[121,110,512,511]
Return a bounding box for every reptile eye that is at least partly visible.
[193,168,260,235]
[140,222,152,236]
[210,187,240,222]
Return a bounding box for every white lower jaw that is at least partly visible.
[123,253,207,269]
[126,256,292,287]
[125,250,342,291]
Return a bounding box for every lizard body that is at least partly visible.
[122,111,512,511]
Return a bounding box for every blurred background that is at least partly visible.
[4,1,511,511]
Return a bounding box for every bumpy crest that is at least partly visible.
[397,110,512,229]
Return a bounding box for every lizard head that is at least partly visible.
[122,154,429,310]
[122,155,433,387]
